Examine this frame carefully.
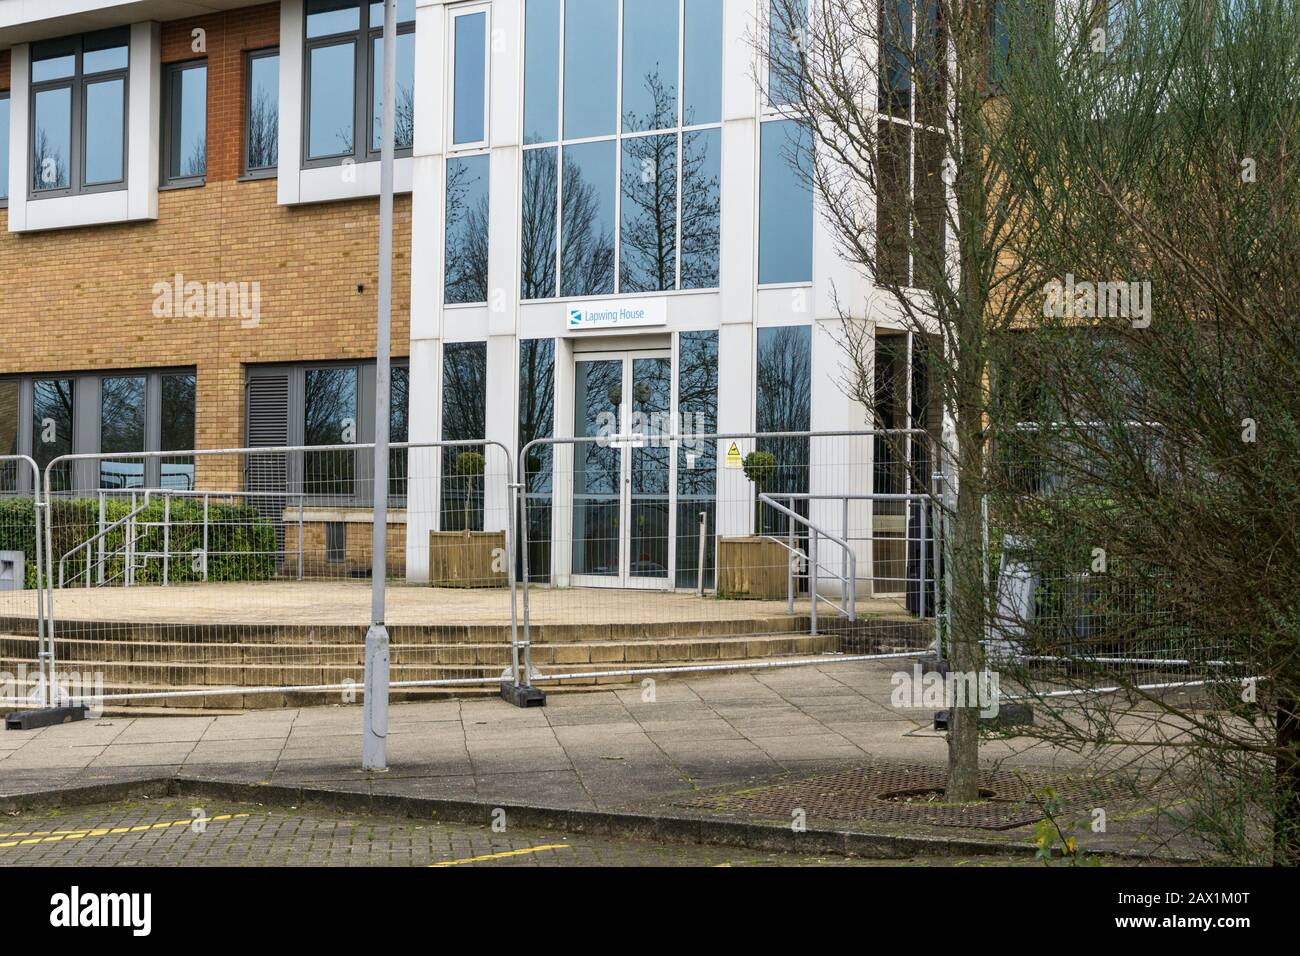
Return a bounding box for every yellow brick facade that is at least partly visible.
[0,183,411,487]
[0,5,411,491]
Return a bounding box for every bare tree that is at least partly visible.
[246,88,279,169]
[765,0,1052,800]
[445,158,490,304]
[984,0,1300,863]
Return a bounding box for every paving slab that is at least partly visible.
[0,661,1196,861]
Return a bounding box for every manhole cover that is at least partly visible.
[674,763,1153,830]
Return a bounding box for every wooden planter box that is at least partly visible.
[428,530,507,588]
[717,536,788,599]
[872,513,907,595]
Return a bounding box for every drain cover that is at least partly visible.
[674,763,1154,830]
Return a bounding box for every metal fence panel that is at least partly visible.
[0,455,49,708]
[515,430,945,688]
[35,440,518,709]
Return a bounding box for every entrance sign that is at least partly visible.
[724,441,744,469]
[566,296,668,332]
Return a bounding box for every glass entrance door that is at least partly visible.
[572,352,673,588]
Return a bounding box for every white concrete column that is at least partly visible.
[716,0,761,540]
[550,337,576,586]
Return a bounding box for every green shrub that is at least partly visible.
[742,450,778,488]
[0,494,277,588]
[0,496,40,589]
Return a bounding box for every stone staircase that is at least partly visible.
[0,611,931,710]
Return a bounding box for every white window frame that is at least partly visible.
[446,2,491,153]
[6,21,161,233]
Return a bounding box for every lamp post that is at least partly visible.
[362,0,398,771]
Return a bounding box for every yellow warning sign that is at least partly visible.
[724,441,744,469]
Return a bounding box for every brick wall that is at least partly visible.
[0,4,412,491]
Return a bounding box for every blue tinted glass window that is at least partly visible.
[372,31,415,150]
[683,0,723,125]
[83,43,128,75]
[680,127,720,288]
[308,42,356,158]
[100,376,146,488]
[246,52,280,171]
[441,342,488,531]
[31,53,75,83]
[759,119,813,284]
[32,380,74,479]
[445,154,490,304]
[521,147,559,299]
[621,0,678,132]
[167,63,208,180]
[561,139,616,297]
[304,366,358,498]
[676,330,718,587]
[453,12,487,144]
[369,0,416,27]
[0,97,9,200]
[756,325,812,516]
[32,88,72,191]
[308,0,360,37]
[619,133,677,292]
[767,0,806,107]
[523,0,561,144]
[84,78,125,185]
[879,0,913,115]
[563,0,617,139]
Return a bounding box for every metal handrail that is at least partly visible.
[758,492,856,633]
[59,492,153,588]
[93,487,308,585]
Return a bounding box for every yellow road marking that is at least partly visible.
[430,843,572,867]
[0,813,249,849]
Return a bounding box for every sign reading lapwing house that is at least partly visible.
[566,297,668,332]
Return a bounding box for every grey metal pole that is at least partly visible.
[696,510,707,596]
[362,0,397,772]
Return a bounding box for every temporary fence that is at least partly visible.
[22,439,520,708]
[0,455,49,708]
[514,429,947,690]
[0,426,1247,731]
[0,428,953,710]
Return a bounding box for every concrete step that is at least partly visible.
[0,613,828,644]
[0,652,855,711]
[0,631,841,668]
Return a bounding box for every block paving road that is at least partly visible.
[0,798,1035,867]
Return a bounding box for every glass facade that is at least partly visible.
[445,154,490,304]
[451,11,487,145]
[518,339,555,582]
[99,375,146,488]
[675,331,718,588]
[304,366,358,498]
[32,380,75,490]
[441,342,487,531]
[521,0,723,299]
[876,0,947,287]
[756,325,812,534]
[160,372,197,489]
[758,119,814,284]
